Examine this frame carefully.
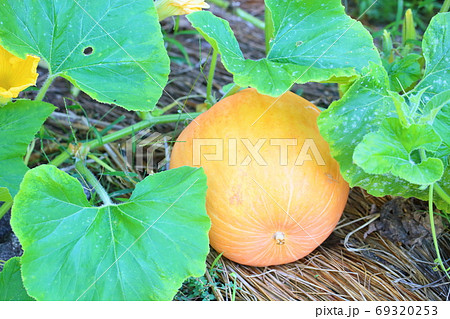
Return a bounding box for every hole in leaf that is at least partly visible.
[409,149,422,165]
[83,47,93,56]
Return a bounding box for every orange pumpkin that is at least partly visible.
[170,88,349,267]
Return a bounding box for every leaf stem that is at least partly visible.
[24,138,36,166]
[264,3,274,54]
[395,0,404,26]
[220,83,241,100]
[75,159,113,206]
[441,0,450,12]
[207,0,264,29]
[419,148,427,160]
[435,183,450,206]
[419,149,450,276]
[87,154,115,172]
[0,200,13,220]
[429,184,450,279]
[234,7,264,30]
[50,112,201,167]
[35,73,57,102]
[153,95,203,116]
[206,49,218,105]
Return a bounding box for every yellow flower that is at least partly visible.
[155,0,209,21]
[0,44,40,105]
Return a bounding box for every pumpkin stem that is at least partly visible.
[273,232,285,245]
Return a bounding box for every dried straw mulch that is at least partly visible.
[203,188,450,301]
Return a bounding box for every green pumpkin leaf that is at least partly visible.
[415,13,450,102]
[420,90,450,126]
[318,63,394,190]
[187,0,380,96]
[0,257,34,301]
[0,0,169,111]
[413,13,450,159]
[11,165,210,300]
[0,100,55,197]
[353,118,444,185]
[386,53,423,93]
[318,13,450,213]
[420,90,450,149]
[418,90,450,159]
[318,63,449,212]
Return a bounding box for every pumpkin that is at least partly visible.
[170,88,349,267]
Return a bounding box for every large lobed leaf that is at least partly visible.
[353,118,444,185]
[0,100,55,198]
[187,0,380,96]
[419,90,450,158]
[318,13,450,213]
[318,63,409,194]
[0,0,169,111]
[319,64,449,211]
[11,165,210,301]
[415,13,450,102]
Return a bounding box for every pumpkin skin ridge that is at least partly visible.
[170,88,349,267]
